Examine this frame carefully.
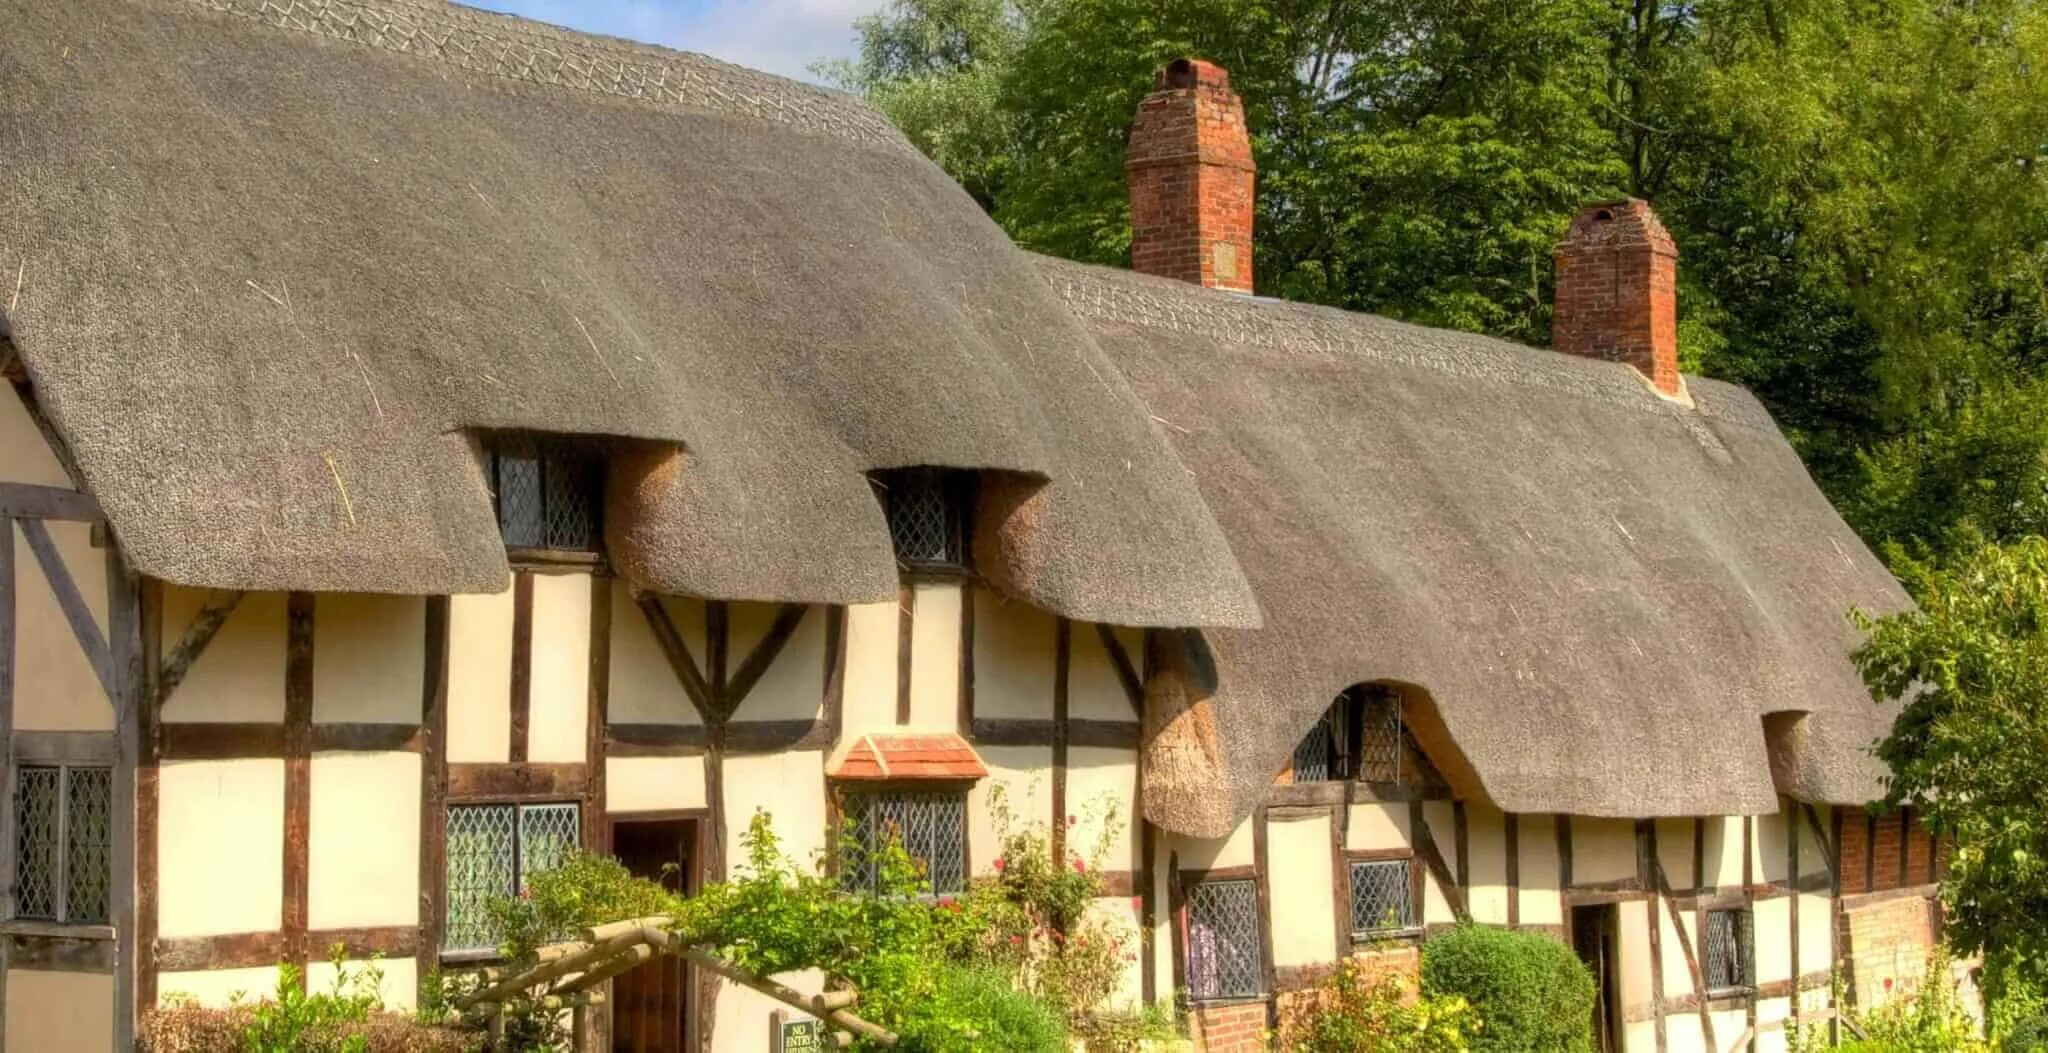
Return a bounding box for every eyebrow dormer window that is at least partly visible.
[487,437,603,553]
[873,468,970,569]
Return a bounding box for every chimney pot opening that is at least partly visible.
[1165,58,1197,89]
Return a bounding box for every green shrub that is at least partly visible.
[1279,957,1475,1052]
[893,966,1067,1052]
[2005,1015,2048,1052]
[1422,924,1595,1053]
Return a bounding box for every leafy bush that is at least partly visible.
[1421,924,1595,1053]
[1279,956,1476,1052]
[895,965,1067,1052]
[142,953,477,1053]
[2005,1014,2048,1052]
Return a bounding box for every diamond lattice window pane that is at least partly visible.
[1186,879,1262,1000]
[64,768,112,923]
[519,803,582,881]
[1293,713,1333,782]
[1357,689,1404,783]
[842,790,966,895]
[444,804,516,951]
[15,767,59,920]
[541,457,601,550]
[495,453,546,549]
[1703,909,1752,991]
[1348,859,1413,935]
[877,471,960,565]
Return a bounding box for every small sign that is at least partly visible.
[774,1013,827,1052]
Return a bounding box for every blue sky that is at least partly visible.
[459,0,889,83]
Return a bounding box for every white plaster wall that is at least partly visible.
[1617,899,1652,1010]
[158,759,285,939]
[1347,802,1409,851]
[727,602,825,723]
[1170,821,1254,873]
[1657,818,1696,888]
[1268,812,1337,969]
[1796,805,1831,878]
[447,586,513,763]
[12,520,114,732]
[907,583,960,730]
[1798,891,1834,982]
[1756,810,1791,884]
[1067,622,1137,723]
[161,587,285,723]
[1659,900,1698,998]
[311,593,423,724]
[841,600,897,736]
[1754,996,1795,1053]
[1664,1013,1705,1053]
[712,968,826,1053]
[1066,747,1137,869]
[527,572,591,764]
[0,385,73,488]
[970,590,1055,721]
[1573,817,1638,885]
[1465,804,1510,925]
[1086,895,1146,1009]
[1702,817,1746,888]
[1420,801,1455,923]
[305,956,419,1014]
[1148,826,1173,1006]
[608,588,702,726]
[969,746,1052,876]
[1516,815,1563,925]
[5,969,114,1052]
[724,751,827,873]
[1709,1008,1749,1051]
[1754,896,1794,985]
[157,965,283,1007]
[308,751,419,930]
[607,755,707,813]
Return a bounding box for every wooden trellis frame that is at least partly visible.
[454,916,898,1051]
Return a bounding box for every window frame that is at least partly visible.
[1346,856,1420,941]
[483,435,606,559]
[441,799,584,958]
[870,467,974,574]
[1181,874,1266,1003]
[1702,907,1756,996]
[1292,685,1407,785]
[835,785,971,898]
[10,762,112,926]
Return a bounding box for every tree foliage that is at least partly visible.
[829,0,2048,558]
[1855,540,2048,1008]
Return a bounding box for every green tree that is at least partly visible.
[1854,539,2048,1012]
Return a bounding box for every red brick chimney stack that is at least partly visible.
[1552,199,1681,395]
[1126,59,1255,292]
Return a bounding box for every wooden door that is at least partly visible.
[609,818,695,1053]
[1572,905,1621,1053]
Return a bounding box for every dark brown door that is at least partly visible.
[1572,905,1621,1053]
[610,818,695,1053]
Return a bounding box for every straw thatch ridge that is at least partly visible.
[0,0,1256,628]
[1041,256,1909,831]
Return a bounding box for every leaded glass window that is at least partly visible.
[1348,859,1414,937]
[13,765,110,924]
[1186,879,1263,1000]
[840,790,967,895]
[872,469,967,568]
[487,437,603,552]
[1293,685,1405,784]
[444,802,582,952]
[1703,908,1754,993]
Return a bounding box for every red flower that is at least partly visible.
[1009,935,1022,945]
[993,858,1007,872]
[1884,977,1895,993]
[1067,815,1077,826]
[518,886,531,901]
[1073,858,1086,874]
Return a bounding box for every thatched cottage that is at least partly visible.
[0,1,1947,1050]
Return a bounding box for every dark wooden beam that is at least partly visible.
[417,596,451,983]
[725,604,807,713]
[508,572,533,764]
[135,577,162,1022]
[1789,802,1803,1035]
[706,601,730,716]
[957,584,975,735]
[1641,822,1668,1053]
[636,596,713,722]
[1414,805,1470,922]
[605,722,708,756]
[157,590,245,703]
[281,592,314,988]
[447,762,590,800]
[307,722,422,753]
[0,524,14,929]
[1051,618,1070,866]
[1801,803,1835,877]
[0,482,99,522]
[724,719,835,754]
[1251,806,1278,1010]
[1095,623,1144,716]
[159,721,286,759]
[585,577,611,856]
[1653,856,1719,1050]
[18,517,113,699]
[156,926,422,972]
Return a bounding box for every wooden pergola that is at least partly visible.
[453,916,899,1051]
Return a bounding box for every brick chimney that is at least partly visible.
[1126,59,1255,292]
[1552,199,1681,395]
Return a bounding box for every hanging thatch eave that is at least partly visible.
[0,0,1257,628]
[1041,257,1909,835]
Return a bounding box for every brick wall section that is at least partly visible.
[1839,807,1942,895]
[1189,1000,1269,1052]
[1551,199,1681,394]
[1126,58,1256,293]
[1842,892,1938,1010]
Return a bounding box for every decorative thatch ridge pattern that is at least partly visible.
[178,0,905,147]
[1043,256,1910,832]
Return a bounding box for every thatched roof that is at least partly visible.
[0,0,1256,628]
[1042,258,1909,831]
